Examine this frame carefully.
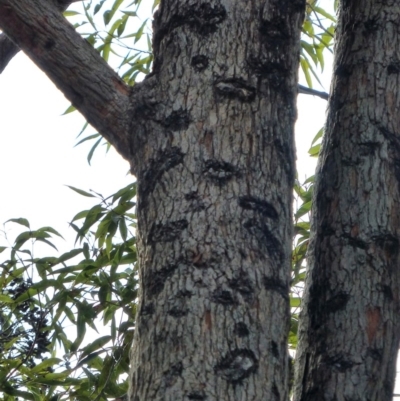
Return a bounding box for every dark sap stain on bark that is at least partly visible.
[325,292,350,314]
[214,78,256,102]
[140,302,154,316]
[132,103,156,120]
[387,61,400,74]
[263,276,289,300]
[149,219,189,243]
[139,147,185,206]
[177,289,193,298]
[324,353,357,372]
[272,383,280,400]
[145,262,180,297]
[243,219,284,262]
[214,349,258,383]
[286,0,306,13]
[342,234,367,250]
[270,341,279,358]
[259,14,289,39]
[363,18,379,35]
[44,38,56,50]
[163,361,183,387]
[185,191,206,211]
[191,55,209,71]
[163,109,191,131]
[228,275,254,301]
[358,141,380,157]
[335,64,352,78]
[187,390,206,400]
[247,55,287,78]
[203,159,239,185]
[274,137,296,182]
[185,3,227,35]
[211,289,236,305]
[367,347,383,361]
[153,3,226,52]
[234,322,249,337]
[168,306,188,317]
[373,234,399,262]
[238,196,278,219]
[381,285,393,301]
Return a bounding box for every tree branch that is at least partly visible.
[0,0,81,73]
[0,0,133,161]
[0,34,19,73]
[298,84,329,100]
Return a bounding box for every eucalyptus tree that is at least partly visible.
[1,0,398,401]
[0,0,304,399]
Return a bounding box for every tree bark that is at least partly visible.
[0,0,305,399]
[0,0,81,73]
[294,1,400,400]
[0,0,133,160]
[128,1,304,400]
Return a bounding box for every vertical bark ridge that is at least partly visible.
[129,0,304,400]
[295,1,400,400]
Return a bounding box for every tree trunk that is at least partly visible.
[128,1,304,400]
[0,0,305,399]
[294,1,400,400]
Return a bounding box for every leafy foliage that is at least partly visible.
[0,0,333,398]
[0,184,137,400]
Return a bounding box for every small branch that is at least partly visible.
[0,0,132,161]
[298,84,329,100]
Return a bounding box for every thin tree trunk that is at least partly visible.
[294,1,400,400]
[128,0,304,400]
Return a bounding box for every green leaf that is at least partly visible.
[290,297,301,308]
[308,143,321,157]
[64,10,81,17]
[295,200,313,219]
[6,218,30,228]
[81,335,112,359]
[31,358,62,373]
[87,137,103,165]
[75,133,101,147]
[0,294,14,303]
[66,185,95,198]
[62,104,76,115]
[311,127,324,145]
[119,218,128,241]
[40,226,64,238]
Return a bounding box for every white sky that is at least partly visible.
[1,0,399,395]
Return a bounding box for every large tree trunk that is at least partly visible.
[294,1,400,400]
[128,1,304,400]
[0,0,304,399]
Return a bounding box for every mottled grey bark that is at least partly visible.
[128,1,304,400]
[294,1,400,400]
[0,0,305,399]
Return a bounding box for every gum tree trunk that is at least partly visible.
[294,1,400,400]
[0,0,304,399]
[128,1,304,400]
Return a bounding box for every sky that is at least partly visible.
[2,0,399,395]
